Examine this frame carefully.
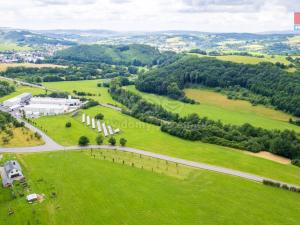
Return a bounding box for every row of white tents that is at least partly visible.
[82,113,120,137]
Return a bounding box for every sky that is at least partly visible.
[0,0,299,32]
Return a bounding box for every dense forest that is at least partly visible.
[0,80,15,97]
[110,86,300,165]
[136,56,300,116]
[0,64,137,83]
[51,44,162,66]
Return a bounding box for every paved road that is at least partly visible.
[0,97,298,187]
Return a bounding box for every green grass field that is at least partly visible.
[0,43,31,52]
[43,80,120,106]
[191,53,296,72]
[125,86,300,133]
[34,106,300,186]
[1,151,300,225]
[43,80,300,133]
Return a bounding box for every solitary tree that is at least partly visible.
[78,136,90,146]
[96,135,104,145]
[119,138,127,147]
[65,122,72,128]
[108,137,116,146]
[95,113,104,120]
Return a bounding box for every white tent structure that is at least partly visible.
[82,114,86,123]
[102,123,109,137]
[107,125,114,135]
[114,128,120,134]
[92,118,96,129]
[97,120,102,132]
[87,116,90,126]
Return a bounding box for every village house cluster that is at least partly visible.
[2,93,82,117]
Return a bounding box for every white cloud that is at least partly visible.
[0,0,297,32]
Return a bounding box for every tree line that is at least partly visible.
[136,56,300,116]
[109,86,300,166]
[0,63,138,84]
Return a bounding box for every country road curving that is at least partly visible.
[0,107,299,188]
[1,118,299,188]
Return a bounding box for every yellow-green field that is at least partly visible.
[191,53,295,72]
[0,127,44,147]
[125,86,300,133]
[216,55,291,65]
[0,43,31,52]
[0,63,66,72]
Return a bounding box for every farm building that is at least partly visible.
[1,160,24,187]
[3,93,32,107]
[2,93,82,117]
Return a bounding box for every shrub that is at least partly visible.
[65,122,72,128]
[119,138,127,146]
[78,136,89,146]
[82,100,99,109]
[95,113,104,120]
[291,158,300,167]
[96,135,104,145]
[108,137,116,146]
[34,132,42,140]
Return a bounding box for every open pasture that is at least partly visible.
[43,80,120,106]
[34,106,300,185]
[1,151,300,225]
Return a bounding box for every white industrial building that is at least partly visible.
[30,96,80,106]
[23,104,68,117]
[2,93,82,118]
[3,93,32,107]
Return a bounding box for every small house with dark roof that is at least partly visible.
[1,160,24,187]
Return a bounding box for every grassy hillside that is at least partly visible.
[191,53,295,72]
[1,151,300,225]
[54,44,161,65]
[125,86,300,133]
[34,106,300,185]
[42,80,119,106]
[43,80,300,133]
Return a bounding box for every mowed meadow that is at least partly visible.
[1,151,300,225]
[43,80,120,106]
[190,54,296,72]
[125,86,300,133]
[34,105,300,186]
